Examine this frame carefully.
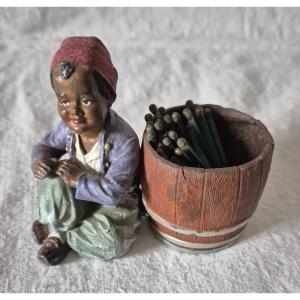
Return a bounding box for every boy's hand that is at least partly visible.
[55,159,85,188]
[31,158,59,180]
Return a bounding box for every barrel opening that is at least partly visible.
[212,111,271,166]
[164,104,272,168]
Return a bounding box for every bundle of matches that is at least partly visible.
[144,102,228,168]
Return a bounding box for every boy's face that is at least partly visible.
[52,65,108,135]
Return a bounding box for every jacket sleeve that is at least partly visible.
[31,121,69,162]
[75,135,140,206]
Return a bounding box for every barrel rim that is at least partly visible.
[143,104,274,173]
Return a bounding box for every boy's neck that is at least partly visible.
[80,129,102,140]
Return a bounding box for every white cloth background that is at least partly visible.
[0,7,299,292]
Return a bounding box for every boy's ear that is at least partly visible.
[92,70,116,103]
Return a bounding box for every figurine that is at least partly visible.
[31,37,141,265]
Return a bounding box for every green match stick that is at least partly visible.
[182,108,211,168]
[194,106,222,167]
[157,147,168,159]
[154,118,166,141]
[171,111,189,140]
[177,138,208,168]
[153,118,165,134]
[157,142,170,159]
[204,108,228,167]
[169,154,185,166]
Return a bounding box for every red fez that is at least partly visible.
[51,36,118,97]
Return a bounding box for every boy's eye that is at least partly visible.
[59,99,70,106]
[81,99,93,106]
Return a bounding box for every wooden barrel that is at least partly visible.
[141,104,274,252]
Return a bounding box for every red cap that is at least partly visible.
[51,36,118,98]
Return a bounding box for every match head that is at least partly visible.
[149,104,158,115]
[171,111,181,123]
[182,108,193,121]
[185,99,194,109]
[174,147,183,156]
[163,114,172,124]
[154,118,164,131]
[162,137,172,147]
[144,113,154,122]
[158,106,166,116]
[167,130,178,141]
[177,137,188,148]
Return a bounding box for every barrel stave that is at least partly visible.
[231,159,263,225]
[200,168,240,230]
[175,167,205,230]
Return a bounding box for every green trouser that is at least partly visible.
[35,177,141,260]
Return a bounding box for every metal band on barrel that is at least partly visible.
[154,228,242,250]
[143,199,250,238]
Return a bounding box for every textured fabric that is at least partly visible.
[36,176,140,259]
[51,36,118,96]
[67,196,140,259]
[1,7,300,293]
[31,109,141,206]
[36,177,89,239]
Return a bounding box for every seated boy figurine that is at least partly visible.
[31,36,141,265]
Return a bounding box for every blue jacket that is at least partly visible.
[32,109,140,206]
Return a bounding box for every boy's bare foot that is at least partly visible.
[37,237,69,266]
[32,220,49,244]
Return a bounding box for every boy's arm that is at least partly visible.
[75,136,140,206]
[31,121,70,179]
[31,121,69,162]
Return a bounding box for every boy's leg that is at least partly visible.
[34,176,89,265]
[66,198,141,260]
[35,176,87,240]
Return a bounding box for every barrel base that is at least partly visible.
[150,223,243,254]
